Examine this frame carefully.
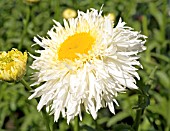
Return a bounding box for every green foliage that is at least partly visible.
[0,0,170,130]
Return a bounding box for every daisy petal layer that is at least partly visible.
[29,8,146,124]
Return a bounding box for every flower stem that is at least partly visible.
[20,78,32,91]
[18,5,30,50]
[51,0,60,22]
[20,78,52,131]
[133,109,142,131]
[41,108,52,131]
[132,96,143,131]
[73,116,79,131]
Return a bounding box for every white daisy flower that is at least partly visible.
[29,8,146,124]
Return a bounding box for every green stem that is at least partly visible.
[51,0,60,22]
[95,119,98,130]
[20,78,32,90]
[72,0,78,9]
[161,0,166,41]
[41,108,52,131]
[133,109,142,131]
[132,96,143,131]
[73,116,79,131]
[18,5,30,50]
[20,78,51,131]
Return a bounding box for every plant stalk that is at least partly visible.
[132,96,143,131]
[41,108,52,131]
[20,78,51,131]
[73,116,79,131]
[20,78,32,90]
[18,5,30,50]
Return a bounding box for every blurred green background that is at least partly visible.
[0,0,170,130]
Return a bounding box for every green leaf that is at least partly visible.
[81,125,96,131]
[149,3,163,28]
[112,123,135,131]
[107,112,130,127]
[97,117,109,125]
[156,71,170,89]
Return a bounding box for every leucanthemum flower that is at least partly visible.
[29,8,146,124]
[0,49,27,82]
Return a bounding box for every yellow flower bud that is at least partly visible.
[62,8,77,19]
[24,0,40,4]
[106,13,115,21]
[0,49,27,82]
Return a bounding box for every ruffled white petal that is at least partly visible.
[29,8,146,124]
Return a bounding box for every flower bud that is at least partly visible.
[0,49,27,82]
[62,8,77,19]
[106,13,115,21]
[24,0,40,4]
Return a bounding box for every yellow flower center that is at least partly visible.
[58,32,95,61]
